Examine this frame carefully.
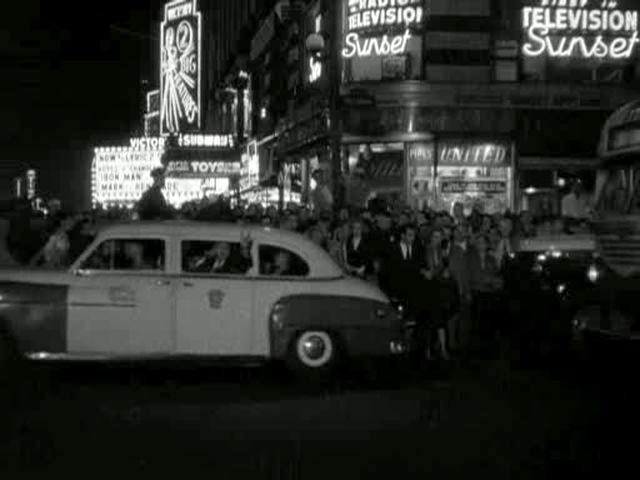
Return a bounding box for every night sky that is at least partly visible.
[4,1,165,209]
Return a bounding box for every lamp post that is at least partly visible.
[305,0,342,210]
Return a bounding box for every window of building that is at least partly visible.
[258,245,309,277]
[344,36,423,82]
[81,239,165,272]
[182,240,252,275]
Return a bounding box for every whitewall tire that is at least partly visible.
[287,330,341,379]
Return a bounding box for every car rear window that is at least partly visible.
[81,239,165,271]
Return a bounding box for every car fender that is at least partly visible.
[268,294,401,359]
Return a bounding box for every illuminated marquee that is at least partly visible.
[342,0,424,59]
[92,147,164,208]
[160,0,202,134]
[522,0,640,59]
[92,134,240,208]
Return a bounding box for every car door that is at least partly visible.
[175,237,255,356]
[67,237,175,356]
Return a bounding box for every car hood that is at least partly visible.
[334,276,389,304]
[0,267,73,286]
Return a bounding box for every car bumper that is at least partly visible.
[341,326,409,358]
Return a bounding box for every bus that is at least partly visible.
[573,99,640,346]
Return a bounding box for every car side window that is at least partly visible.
[182,240,253,276]
[259,245,310,277]
[81,239,165,271]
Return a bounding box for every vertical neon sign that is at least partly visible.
[160,0,202,135]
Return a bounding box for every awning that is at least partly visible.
[368,158,403,178]
[519,157,599,170]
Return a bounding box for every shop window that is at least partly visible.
[259,245,309,277]
[344,143,405,209]
[81,239,165,271]
[494,60,518,82]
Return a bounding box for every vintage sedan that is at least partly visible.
[0,221,406,379]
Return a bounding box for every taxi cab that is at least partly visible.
[0,221,406,379]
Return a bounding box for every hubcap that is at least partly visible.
[302,336,326,360]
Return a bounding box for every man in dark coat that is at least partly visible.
[387,225,425,310]
[138,168,174,220]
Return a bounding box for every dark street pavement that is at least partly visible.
[0,353,636,479]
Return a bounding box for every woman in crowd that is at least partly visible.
[421,228,454,361]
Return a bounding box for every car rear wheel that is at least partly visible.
[286,330,341,380]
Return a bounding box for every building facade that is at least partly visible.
[246,0,640,214]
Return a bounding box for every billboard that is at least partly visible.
[160,0,202,135]
[522,0,639,60]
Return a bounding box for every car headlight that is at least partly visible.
[587,264,600,283]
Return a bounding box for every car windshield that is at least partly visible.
[595,163,640,215]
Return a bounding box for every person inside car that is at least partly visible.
[270,250,296,276]
[189,236,252,275]
[122,242,158,270]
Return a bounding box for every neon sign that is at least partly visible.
[309,14,323,83]
[522,0,640,60]
[26,170,37,200]
[438,142,512,167]
[160,0,202,134]
[178,133,235,148]
[165,160,242,177]
[342,0,424,59]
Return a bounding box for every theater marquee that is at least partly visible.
[342,0,424,58]
[522,0,640,60]
[160,0,202,134]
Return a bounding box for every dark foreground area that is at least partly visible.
[0,351,636,479]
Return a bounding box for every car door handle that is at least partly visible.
[183,281,195,287]
[155,279,172,286]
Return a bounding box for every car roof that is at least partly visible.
[94,220,344,278]
[518,234,596,253]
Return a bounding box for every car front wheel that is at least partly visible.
[286,330,341,380]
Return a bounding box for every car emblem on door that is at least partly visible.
[109,286,136,303]
[208,290,225,309]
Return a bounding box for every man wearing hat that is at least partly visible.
[137,167,174,221]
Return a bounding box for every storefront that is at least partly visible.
[435,139,515,215]
[92,134,241,209]
[340,136,515,214]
